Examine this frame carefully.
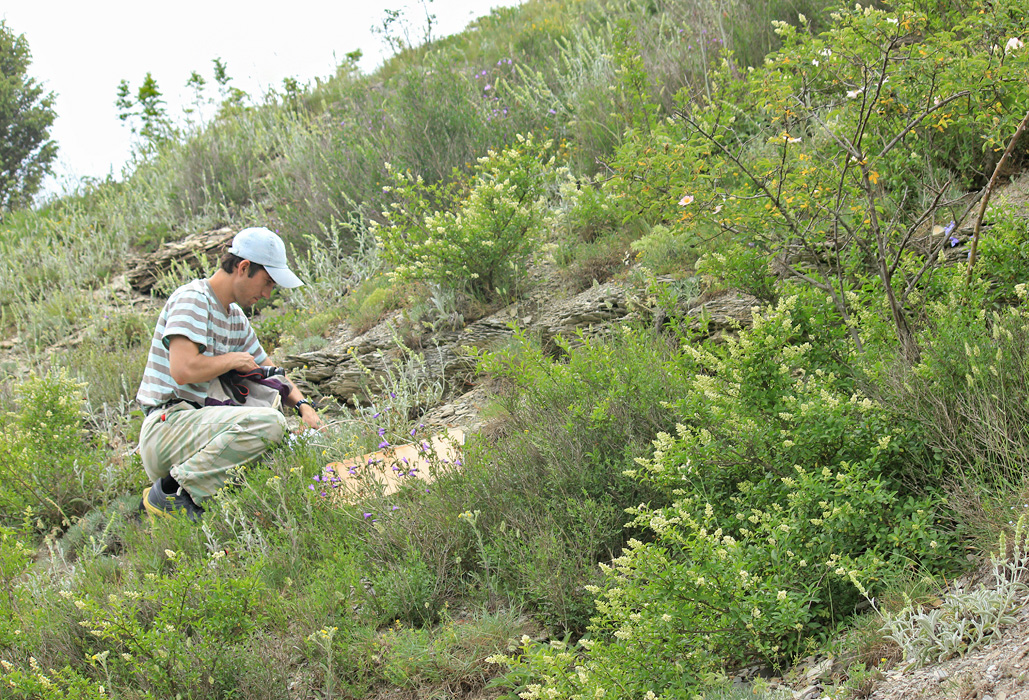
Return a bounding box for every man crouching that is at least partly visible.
[135,227,321,520]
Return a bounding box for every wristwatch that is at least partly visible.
[294,398,314,414]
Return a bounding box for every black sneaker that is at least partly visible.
[141,479,205,522]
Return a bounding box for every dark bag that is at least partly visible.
[206,366,292,409]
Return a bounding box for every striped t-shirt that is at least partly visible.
[136,279,267,410]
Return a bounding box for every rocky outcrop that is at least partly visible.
[283,280,760,414]
[127,227,235,294]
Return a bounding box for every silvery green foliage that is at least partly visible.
[882,516,1028,667]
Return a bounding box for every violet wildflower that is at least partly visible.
[949,236,960,247]
[363,513,372,519]
[308,485,315,491]
[320,492,327,497]
[392,506,400,511]
[944,220,957,236]
[379,441,389,449]
[378,427,386,437]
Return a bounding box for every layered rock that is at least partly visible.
[127,227,235,294]
[282,280,759,416]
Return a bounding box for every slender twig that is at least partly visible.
[965,106,1029,286]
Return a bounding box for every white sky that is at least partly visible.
[1,0,521,195]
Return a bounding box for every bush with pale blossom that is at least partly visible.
[491,294,957,698]
[374,134,561,301]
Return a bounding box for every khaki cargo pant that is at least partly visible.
[140,402,287,503]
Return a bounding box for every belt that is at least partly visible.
[144,400,202,417]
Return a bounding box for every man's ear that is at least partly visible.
[237,259,250,277]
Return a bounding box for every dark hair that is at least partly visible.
[220,253,265,277]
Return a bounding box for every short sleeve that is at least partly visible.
[160,288,211,352]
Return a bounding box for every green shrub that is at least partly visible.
[492,295,957,697]
[67,549,269,698]
[610,0,1029,362]
[369,608,531,692]
[0,370,105,528]
[375,134,561,301]
[630,223,699,276]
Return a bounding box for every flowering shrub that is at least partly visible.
[68,549,264,697]
[611,0,1029,361]
[492,296,956,697]
[0,661,107,699]
[374,133,560,300]
[0,370,104,529]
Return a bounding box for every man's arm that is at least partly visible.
[168,335,259,386]
[260,359,323,431]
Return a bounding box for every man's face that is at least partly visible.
[235,262,276,309]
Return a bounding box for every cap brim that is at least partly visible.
[265,266,304,289]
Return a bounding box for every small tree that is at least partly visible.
[115,71,176,151]
[611,0,1029,365]
[0,20,57,213]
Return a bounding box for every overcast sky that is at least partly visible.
[2,1,520,196]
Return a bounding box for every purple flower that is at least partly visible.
[320,491,327,497]
[402,456,409,465]
[379,441,390,449]
[949,236,960,247]
[363,512,372,519]
[378,427,386,437]
[548,109,557,115]
[392,505,400,511]
[484,84,492,91]
[373,412,381,419]
[390,392,396,399]
[308,485,315,491]
[313,475,321,482]
[944,220,957,236]
[410,428,416,436]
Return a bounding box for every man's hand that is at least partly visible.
[298,403,323,431]
[224,352,260,373]
[168,336,259,385]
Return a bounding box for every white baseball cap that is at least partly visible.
[228,227,304,288]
